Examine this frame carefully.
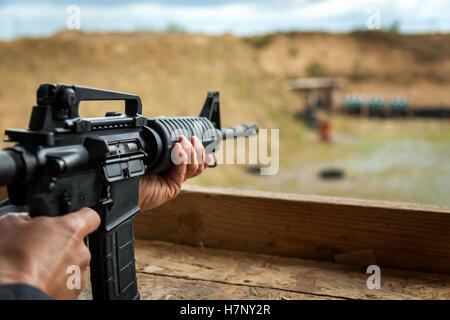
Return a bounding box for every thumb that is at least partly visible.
[59,207,101,238]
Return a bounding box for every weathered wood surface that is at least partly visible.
[0,187,6,201]
[81,274,332,300]
[135,185,450,274]
[80,240,450,300]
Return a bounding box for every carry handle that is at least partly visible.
[37,83,143,119]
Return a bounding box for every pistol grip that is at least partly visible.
[88,216,140,300]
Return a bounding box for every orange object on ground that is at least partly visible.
[319,120,332,142]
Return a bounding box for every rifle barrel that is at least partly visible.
[221,123,258,139]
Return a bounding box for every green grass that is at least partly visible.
[191,117,450,206]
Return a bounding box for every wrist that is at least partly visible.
[0,267,44,292]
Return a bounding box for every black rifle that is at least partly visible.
[0,83,257,300]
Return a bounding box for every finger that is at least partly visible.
[179,136,197,165]
[191,136,205,164]
[60,207,100,238]
[171,140,187,165]
[13,212,31,220]
[206,154,214,165]
[0,212,31,221]
[179,136,199,179]
[191,136,205,177]
[203,154,214,169]
[165,143,187,189]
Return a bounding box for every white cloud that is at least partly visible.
[0,0,448,39]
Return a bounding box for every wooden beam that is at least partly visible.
[0,187,6,201]
[135,185,450,275]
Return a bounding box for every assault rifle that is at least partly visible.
[0,83,257,300]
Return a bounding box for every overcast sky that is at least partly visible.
[0,0,448,39]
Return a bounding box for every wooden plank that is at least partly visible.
[80,273,336,300]
[80,240,450,300]
[135,185,450,274]
[134,240,450,300]
[137,274,339,300]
